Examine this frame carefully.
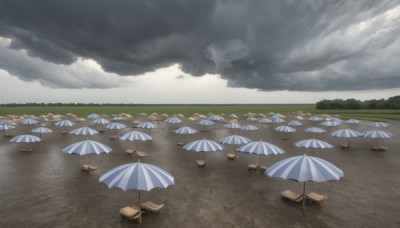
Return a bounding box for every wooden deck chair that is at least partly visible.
[340,145,351,150]
[125,148,135,154]
[136,151,147,158]
[140,201,165,213]
[177,142,185,146]
[305,192,327,204]
[259,165,267,172]
[21,148,33,152]
[248,164,258,171]
[82,164,97,171]
[280,190,303,203]
[120,206,141,221]
[226,153,238,160]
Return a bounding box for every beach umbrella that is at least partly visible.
[259,118,272,124]
[219,134,252,158]
[368,122,389,128]
[330,118,343,122]
[266,154,344,209]
[174,126,198,145]
[198,119,214,126]
[288,120,303,126]
[21,118,38,125]
[272,113,285,119]
[321,120,342,132]
[119,131,152,152]
[164,117,182,124]
[304,127,327,134]
[209,115,224,121]
[0,124,15,135]
[113,116,129,121]
[31,127,53,139]
[308,116,322,121]
[271,117,285,123]
[295,139,333,156]
[99,162,174,223]
[238,141,285,168]
[224,122,242,129]
[274,125,296,140]
[63,140,112,171]
[10,134,41,151]
[69,127,99,136]
[87,113,100,119]
[92,118,110,125]
[246,117,259,122]
[241,125,258,131]
[345,119,360,124]
[362,130,393,148]
[330,129,362,148]
[183,139,223,164]
[54,120,76,133]
[137,121,158,136]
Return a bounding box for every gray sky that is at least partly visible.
[0,0,399,104]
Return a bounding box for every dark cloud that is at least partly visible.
[0,0,399,90]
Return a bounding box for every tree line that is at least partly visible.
[316,96,400,109]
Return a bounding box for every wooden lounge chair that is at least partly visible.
[340,144,351,150]
[82,164,98,171]
[196,160,206,167]
[136,151,147,158]
[371,146,387,152]
[140,201,165,213]
[248,164,258,171]
[305,192,327,204]
[4,134,14,138]
[226,153,238,160]
[109,135,117,140]
[177,142,185,146]
[21,148,33,152]
[259,165,267,172]
[280,190,303,203]
[125,148,135,154]
[120,206,141,221]
[61,131,68,134]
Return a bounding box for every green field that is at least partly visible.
[0,105,399,121]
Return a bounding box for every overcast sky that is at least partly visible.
[0,0,399,104]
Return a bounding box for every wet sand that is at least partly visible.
[0,116,399,227]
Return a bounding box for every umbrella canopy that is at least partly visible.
[137,121,158,129]
[259,118,272,123]
[345,119,360,124]
[105,122,127,130]
[362,130,393,148]
[183,139,223,163]
[69,127,99,136]
[120,131,153,141]
[239,140,285,168]
[10,134,41,143]
[219,135,252,145]
[266,154,344,209]
[224,123,242,129]
[112,116,129,121]
[175,126,198,135]
[87,113,100,119]
[0,124,15,131]
[271,117,285,123]
[246,117,259,122]
[241,125,258,131]
[209,115,224,121]
[330,129,362,148]
[164,117,182,124]
[369,122,389,128]
[197,119,215,126]
[288,120,303,126]
[21,118,38,125]
[304,127,327,133]
[63,139,112,171]
[99,162,174,223]
[275,125,296,132]
[321,120,342,127]
[31,127,53,139]
[295,139,333,155]
[308,116,322,121]
[54,120,76,127]
[92,118,110,125]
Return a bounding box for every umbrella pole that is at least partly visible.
[88,154,91,168]
[302,182,306,210]
[135,141,138,151]
[347,139,350,148]
[258,155,261,168]
[376,138,379,148]
[312,148,315,156]
[203,151,206,161]
[138,191,142,223]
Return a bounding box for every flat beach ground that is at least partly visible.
[0,115,399,228]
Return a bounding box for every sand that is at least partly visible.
[0,116,399,227]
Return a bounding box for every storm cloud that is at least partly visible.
[0,0,399,91]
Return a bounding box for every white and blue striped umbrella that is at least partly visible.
[69,127,99,136]
[10,134,41,143]
[92,118,110,125]
[288,120,303,126]
[87,113,100,119]
[99,162,174,222]
[105,122,127,130]
[271,117,285,123]
[362,130,393,138]
[137,121,158,129]
[21,118,38,125]
[330,129,362,148]
[295,139,333,155]
[304,127,327,133]
[112,116,129,121]
[272,113,285,119]
[197,119,215,126]
[330,118,343,123]
[331,129,362,138]
[164,117,182,124]
[345,119,360,124]
[369,122,389,128]
[0,124,15,131]
[0,120,16,125]
[259,118,272,123]
[224,123,242,129]
[175,126,198,135]
[31,127,53,138]
[183,139,223,152]
[321,120,342,127]
[275,125,296,133]
[239,140,285,167]
[266,154,343,209]
[54,120,76,127]
[219,134,252,145]
[63,140,112,155]
[246,117,259,122]
[308,116,322,121]
[241,125,258,131]
[209,115,224,121]
[120,131,152,141]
